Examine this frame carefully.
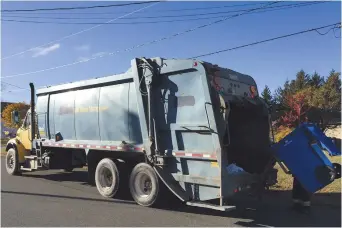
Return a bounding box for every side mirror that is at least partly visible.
[11,110,19,124]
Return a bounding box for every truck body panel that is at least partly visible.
[37,78,143,144]
[32,57,270,205]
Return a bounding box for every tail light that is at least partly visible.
[249,85,258,98]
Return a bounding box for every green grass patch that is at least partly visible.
[1,138,8,146]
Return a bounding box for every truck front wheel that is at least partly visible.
[6,148,20,175]
[95,158,120,198]
[129,163,162,207]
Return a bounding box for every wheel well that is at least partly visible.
[87,150,145,166]
[6,143,17,153]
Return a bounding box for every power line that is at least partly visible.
[4,23,339,93]
[1,1,278,79]
[314,24,340,36]
[333,26,341,38]
[0,1,161,61]
[2,1,320,20]
[3,23,340,94]
[0,2,266,15]
[1,81,29,90]
[1,1,161,12]
[191,22,341,59]
[1,88,29,93]
[1,2,323,26]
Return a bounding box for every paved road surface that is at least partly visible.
[1,158,341,227]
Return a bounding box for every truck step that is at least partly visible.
[186,202,236,211]
[24,155,37,160]
[20,166,32,171]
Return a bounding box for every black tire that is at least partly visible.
[87,165,96,186]
[129,163,162,207]
[95,158,120,198]
[6,148,20,175]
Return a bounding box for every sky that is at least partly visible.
[1,1,341,103]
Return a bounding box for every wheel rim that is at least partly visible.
[98,166,114,190]
[133,172,152,198]
[6,153,15,170]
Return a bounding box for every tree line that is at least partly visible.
[261,69,341,130]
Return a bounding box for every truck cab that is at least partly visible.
[5,109,33,174]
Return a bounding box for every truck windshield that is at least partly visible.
[22,112,31,129]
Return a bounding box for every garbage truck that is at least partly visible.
[5,57,340,211]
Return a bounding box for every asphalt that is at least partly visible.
[1,157,341,227]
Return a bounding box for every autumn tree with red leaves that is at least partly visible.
[280,89,312,128]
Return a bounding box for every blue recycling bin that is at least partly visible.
[272,123,341,193]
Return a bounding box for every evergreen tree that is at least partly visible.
[312,70,341,111]
[294,70,310,91]
[261,85,272,105]
[309,72,325,88]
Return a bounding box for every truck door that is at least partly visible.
[16,111,32,151]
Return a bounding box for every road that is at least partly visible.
[1,157,341,227]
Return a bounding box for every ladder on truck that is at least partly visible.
[21,143,43,171]
[21,113,44,171]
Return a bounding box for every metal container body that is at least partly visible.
[36,72,143,148]
[35,57,270,202]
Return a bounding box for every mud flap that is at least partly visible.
[272,123,341,193]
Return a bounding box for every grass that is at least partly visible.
[271,154,341,193]
[1,138,8,146]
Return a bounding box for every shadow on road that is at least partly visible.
[169,191,341,227]
[7,169,341,227]
[1,190,136,205]
[19,170,133,200]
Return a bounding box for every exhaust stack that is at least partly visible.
[29,82,35,142]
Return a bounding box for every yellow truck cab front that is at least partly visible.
[5,104,34,175]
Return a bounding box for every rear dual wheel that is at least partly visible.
[95,158,120,198]
[94,159,165,207]
[129,163,163,207]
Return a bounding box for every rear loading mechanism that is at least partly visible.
[5,57,341,212]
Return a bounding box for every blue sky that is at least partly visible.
[1,1,341,103]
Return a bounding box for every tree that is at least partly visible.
[294,70,310,91]
[280,88,313,128]
[1,102,30,129]
[273,79,291,107]
[261,85,272,105]
[312,70,341,111]
[273,86,284,105]
[309,72,325,88]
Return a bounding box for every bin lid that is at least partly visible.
[302,123,341,157]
